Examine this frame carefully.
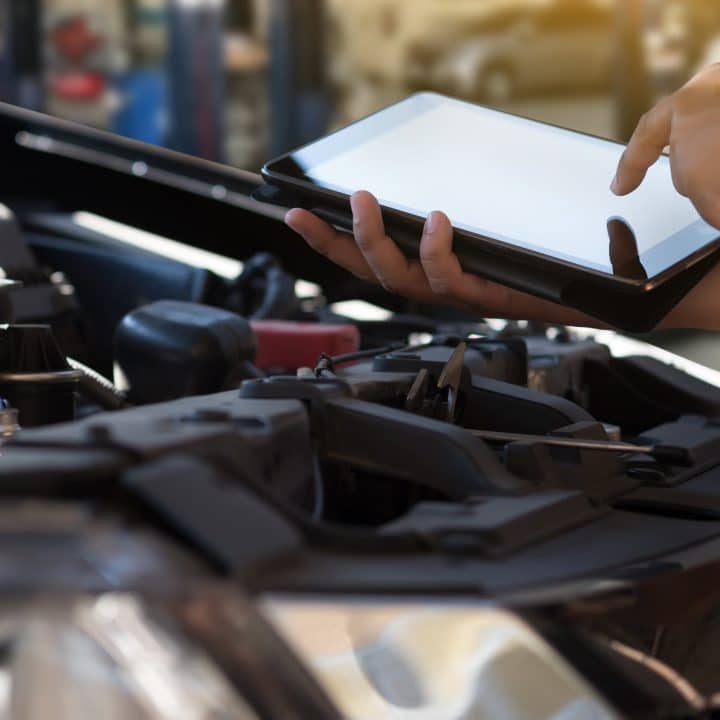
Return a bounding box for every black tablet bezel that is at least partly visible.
[263,93,720,292]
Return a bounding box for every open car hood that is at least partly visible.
[0,102,718,718]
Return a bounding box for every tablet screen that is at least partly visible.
[272,93,720,281]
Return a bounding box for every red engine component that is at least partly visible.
[250,321,360,370]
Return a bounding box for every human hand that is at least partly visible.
[286,193,647,328]
[287,65,720,333]
[612,64,720,229]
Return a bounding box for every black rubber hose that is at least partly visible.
[67,358,132,411]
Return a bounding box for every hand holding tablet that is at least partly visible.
[286,193,596,326]
[272,66,720,331]
[286,193,717,330]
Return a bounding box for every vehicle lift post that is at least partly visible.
[166,0,227,162]
[0,0,44,111]
[267,0,330,157]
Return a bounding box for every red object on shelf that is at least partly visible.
[50,72,106,101]
[50,16,104,63]
[250,321,360,370]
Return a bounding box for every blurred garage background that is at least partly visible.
[0,0,719,363]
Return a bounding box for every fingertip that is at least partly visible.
[436,210,452,229]
[423,210,449,234]
[284,208,305,231]
[420,212,455,269]
[424,211,439,234]
[610,175,638,197]
[610,159,633,195]
[350,190,378,213]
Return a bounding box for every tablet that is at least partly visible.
[261,93,720,330]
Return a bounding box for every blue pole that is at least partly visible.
[0,0,44,110]
[268,0,329,157]
[167,0,226,162]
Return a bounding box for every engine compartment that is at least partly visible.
[0,107,719,713]
[0,197,719,703]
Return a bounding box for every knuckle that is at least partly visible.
[429,278,452,297]
[684,176,707,200]
[306,237,330,256]
[419,246,444,264]
[379,277,402,295]
[355,236,372,253]
[353,226,373,251]
[674,83,711,115]
[690,193,720,228]
[671,174,688,197]
[637,111,652,131]
[352,269,375,282]
[351,218,363,236]
[701,208,720,230]
[670,160,689,196]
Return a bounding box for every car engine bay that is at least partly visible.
[1,106,720,718]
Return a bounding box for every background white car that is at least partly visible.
[410,0,615,102]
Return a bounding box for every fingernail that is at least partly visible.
[425,212,440,234]
[610,176,619,194]
[350,191,364,215]
[285,211,302,233]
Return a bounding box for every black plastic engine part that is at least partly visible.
[524,336,611,403]
[26,216,304,375]
[125,454,305,576]
[241,375,530,499]
[372,337,528,386]
[614,422,720,520]
[639,416,720,468]
[380,490,606,556]
[237,347,616,499]
[0,207,85,356]
[502,421,640,502]
[3,349,720,606]
[115,301,258,404]
[360,344,592,434]
[224,252,300,320]
[0,324,81,427]
[584,355,720,434]
[24,215,219,376]
[2,390,315,504]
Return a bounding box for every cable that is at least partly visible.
[312,334,480,378]
[314,343,407,377]
[67,357,132,411]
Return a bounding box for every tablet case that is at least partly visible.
[254,182,720,333]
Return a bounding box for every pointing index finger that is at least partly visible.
[612,98,673,196]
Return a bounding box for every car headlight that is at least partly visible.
[262,597,619,720]
[0,593,259,720]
